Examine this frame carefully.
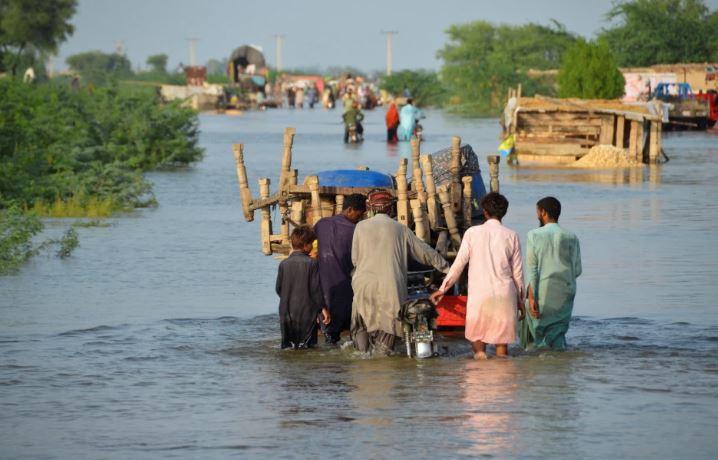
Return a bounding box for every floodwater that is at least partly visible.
[1,109,717,459]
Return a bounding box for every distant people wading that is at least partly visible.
[350,190,449,355]
[520,197,582,351]
[431,193,525,359]
[314,194,367,344]
[385,102,400,143]
[397,98,421,141]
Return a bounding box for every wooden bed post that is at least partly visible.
[410,199,430,243]
[280,127,296,188]
[438,186,462,250]
[462,176,473,230]
[232,144,255,222]
[420,154,439,229]
[335,194,344,215]
[258,178,272,255]
[487,155,500,193]
[307,175,322,226]
[450,136,462,213]
[396,158,411,226]
[410,137,423,197]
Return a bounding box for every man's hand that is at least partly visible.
[320,308,331,325]
[528,297,540,319]
[429,290,444,305]
[517,300,526,321]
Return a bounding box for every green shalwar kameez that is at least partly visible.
[520,223,582,350]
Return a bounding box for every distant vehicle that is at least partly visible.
[652,82,715,130]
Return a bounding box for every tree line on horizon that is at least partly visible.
[1,0,717,113]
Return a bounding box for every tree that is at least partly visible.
[146,53,168,74]
[599,0,718,66]
[438,21,576,115]
[0,0,76,76]
[66,50,133,86]
[206,58,228,76]
[379,70,446,107]
[558,39,625,99]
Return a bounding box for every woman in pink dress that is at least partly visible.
[430,193,525,359]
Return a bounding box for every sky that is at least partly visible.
[54,0,718,74]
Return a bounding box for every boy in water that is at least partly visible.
[276,226,331,349]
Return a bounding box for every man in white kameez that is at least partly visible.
[350,190,450,355]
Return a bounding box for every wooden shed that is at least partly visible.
[504,93,665,164]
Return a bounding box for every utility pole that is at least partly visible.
[186,37,199,66]
[273,34,285,72]
[381,30,398,76]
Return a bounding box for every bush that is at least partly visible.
[0,206,43,274]
[558,40,625,99]
[379,70,446,107]
[0,79,202,213]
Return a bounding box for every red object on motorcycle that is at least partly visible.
[435,295,466,328]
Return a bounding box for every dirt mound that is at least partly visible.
[572,145,642,168]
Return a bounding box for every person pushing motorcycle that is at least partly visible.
[342,102,365,143]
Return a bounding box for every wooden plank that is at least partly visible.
[599,116,615,145]
[516,142,590,156]
[628,120,639,159]
[649,120,661,164]
[616,115,625,148]
[517,153,581,163]
[518,125,601,136]
[516,136,599,146]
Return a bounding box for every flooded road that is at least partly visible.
[2,109,717,458]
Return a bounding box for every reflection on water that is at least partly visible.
[1,110,717,458]
[505,164,662,187]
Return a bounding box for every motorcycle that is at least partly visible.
[345,123,363,143]
[398,270,439,358]
[414,122,424,142]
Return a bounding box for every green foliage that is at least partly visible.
[66,50,134,86]
[599,0,718,66]
[56,227,78,258]
[558,39,625,99]
[0,78,202,213]
[438,21,576,116]
[0,0,76,76]
[206,58,228,76]
[0,206,42,274]
[379,70,446,107]
[146,53,168,74]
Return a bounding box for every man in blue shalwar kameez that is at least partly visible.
[314,194,366,344]
[520,197,582,351]
[397,99,422,141]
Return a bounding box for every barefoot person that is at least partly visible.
[520,197,582,351]
[430,192,525,359]
[351,190,449,355]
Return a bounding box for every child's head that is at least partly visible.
[290,225,316,254]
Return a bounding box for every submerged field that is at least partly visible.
[1,109,717,458]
